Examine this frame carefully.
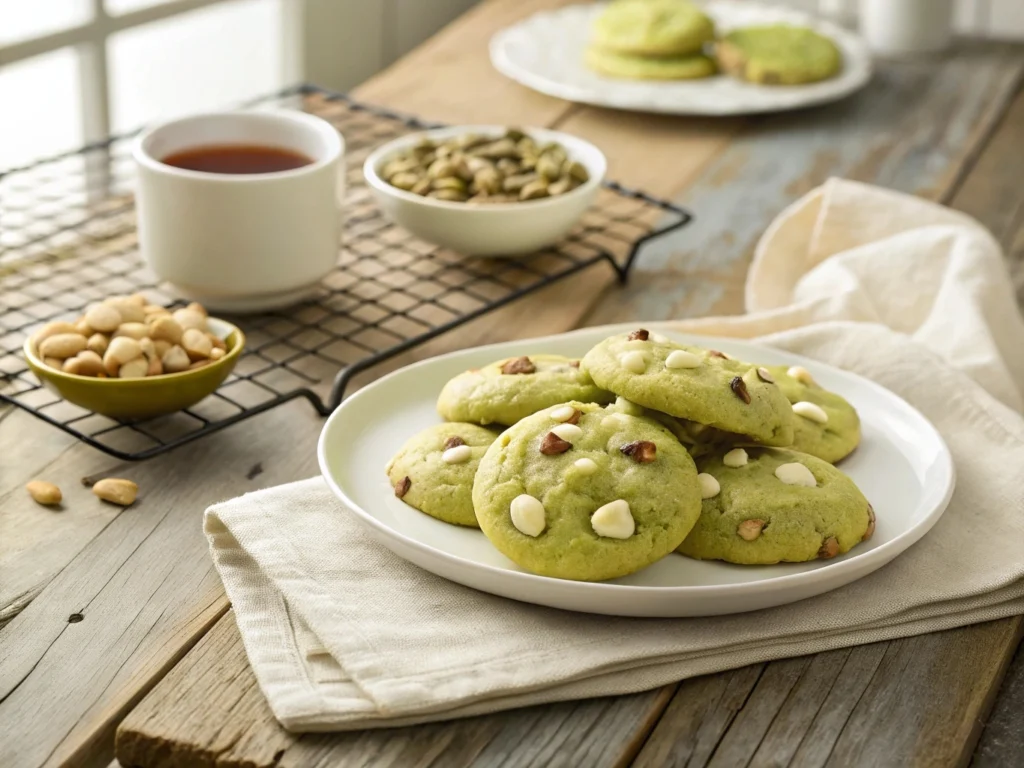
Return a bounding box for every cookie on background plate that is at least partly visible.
[473,401,702,581]
[592,0,715,57]
[716,25,842,85]
[437,353,613,427]
[585,47,717,80]
[678,447,874,565]
[581,330,795,446]
[386,422,497,528]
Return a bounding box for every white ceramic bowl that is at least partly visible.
[363,125,606,257]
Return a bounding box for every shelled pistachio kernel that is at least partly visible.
[381,128,588,203]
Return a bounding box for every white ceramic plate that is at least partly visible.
[489,1,873,116]
[318,327,953,617]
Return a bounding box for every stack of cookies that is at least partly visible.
[386,330,874,582]
[584,0,843,85]
[586,0,718,81]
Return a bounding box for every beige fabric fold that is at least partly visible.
[205,178,1024,731]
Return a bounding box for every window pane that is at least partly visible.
[0,0,92,46]
[0,48,83,170]
[108,0,284,132]
[104,0,176,15]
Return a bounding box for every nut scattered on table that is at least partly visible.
[379,128,589,203]
[92,478,138,506]
[26,480,62,506]
[28,295,227,379]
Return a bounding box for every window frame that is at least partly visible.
[0,0,301,159]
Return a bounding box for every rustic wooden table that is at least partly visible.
[2,2,1024,766]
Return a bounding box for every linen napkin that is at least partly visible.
[204,178,1024,731]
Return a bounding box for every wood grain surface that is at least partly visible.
[116,614,675,768]
[113,34,1024,768]
[1,2,1023,766]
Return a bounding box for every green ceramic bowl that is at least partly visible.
[24,317,245,421]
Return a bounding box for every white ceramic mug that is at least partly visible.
[859,0,954,56]
[133,111,344,312]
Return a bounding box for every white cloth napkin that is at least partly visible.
[205,178,1024,732]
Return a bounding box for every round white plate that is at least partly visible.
[318,326,953,617]
[489,1,873,115]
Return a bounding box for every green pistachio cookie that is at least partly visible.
[651,365,860,463]
[386,422,497,527]
[716,25,842,85]
[437,354,613,427]
[763,364,860,463]
[592,0,715,56]
[473,401,702,581]
[581,330,795,446]
[678,447,874,565]
[585,47,717,80]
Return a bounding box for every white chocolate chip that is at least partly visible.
[550,423,583,442]
[602,413,629,428]
[649,333,669,343]
[574,458,598,474]
[792,401,828,424]
[665,350,702,369]
[550,405,577,422]
[775,462,817,487]
[442,445,472,464]
[788,365,816,386]
[697,473,720,499]
[620,351,647,374]
[723,448,748,467]
[510,494,546,537]
[590,499,635,539]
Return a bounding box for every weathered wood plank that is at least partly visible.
[631,665,766,767]
[114,616,297,768]
[0,400,325,768]
[577,39,1024,325]
[355,0,579,126]
[634,621,1023,768]
[945,81,1024,304]
[0,411,125,628]
[973,638,1024,767]
[955,86,1024,768]
[116,612,675,768]
[826,620,1023,768]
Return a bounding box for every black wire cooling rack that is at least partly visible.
[0,84,692,461]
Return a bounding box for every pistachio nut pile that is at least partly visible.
[379,129,590,203]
